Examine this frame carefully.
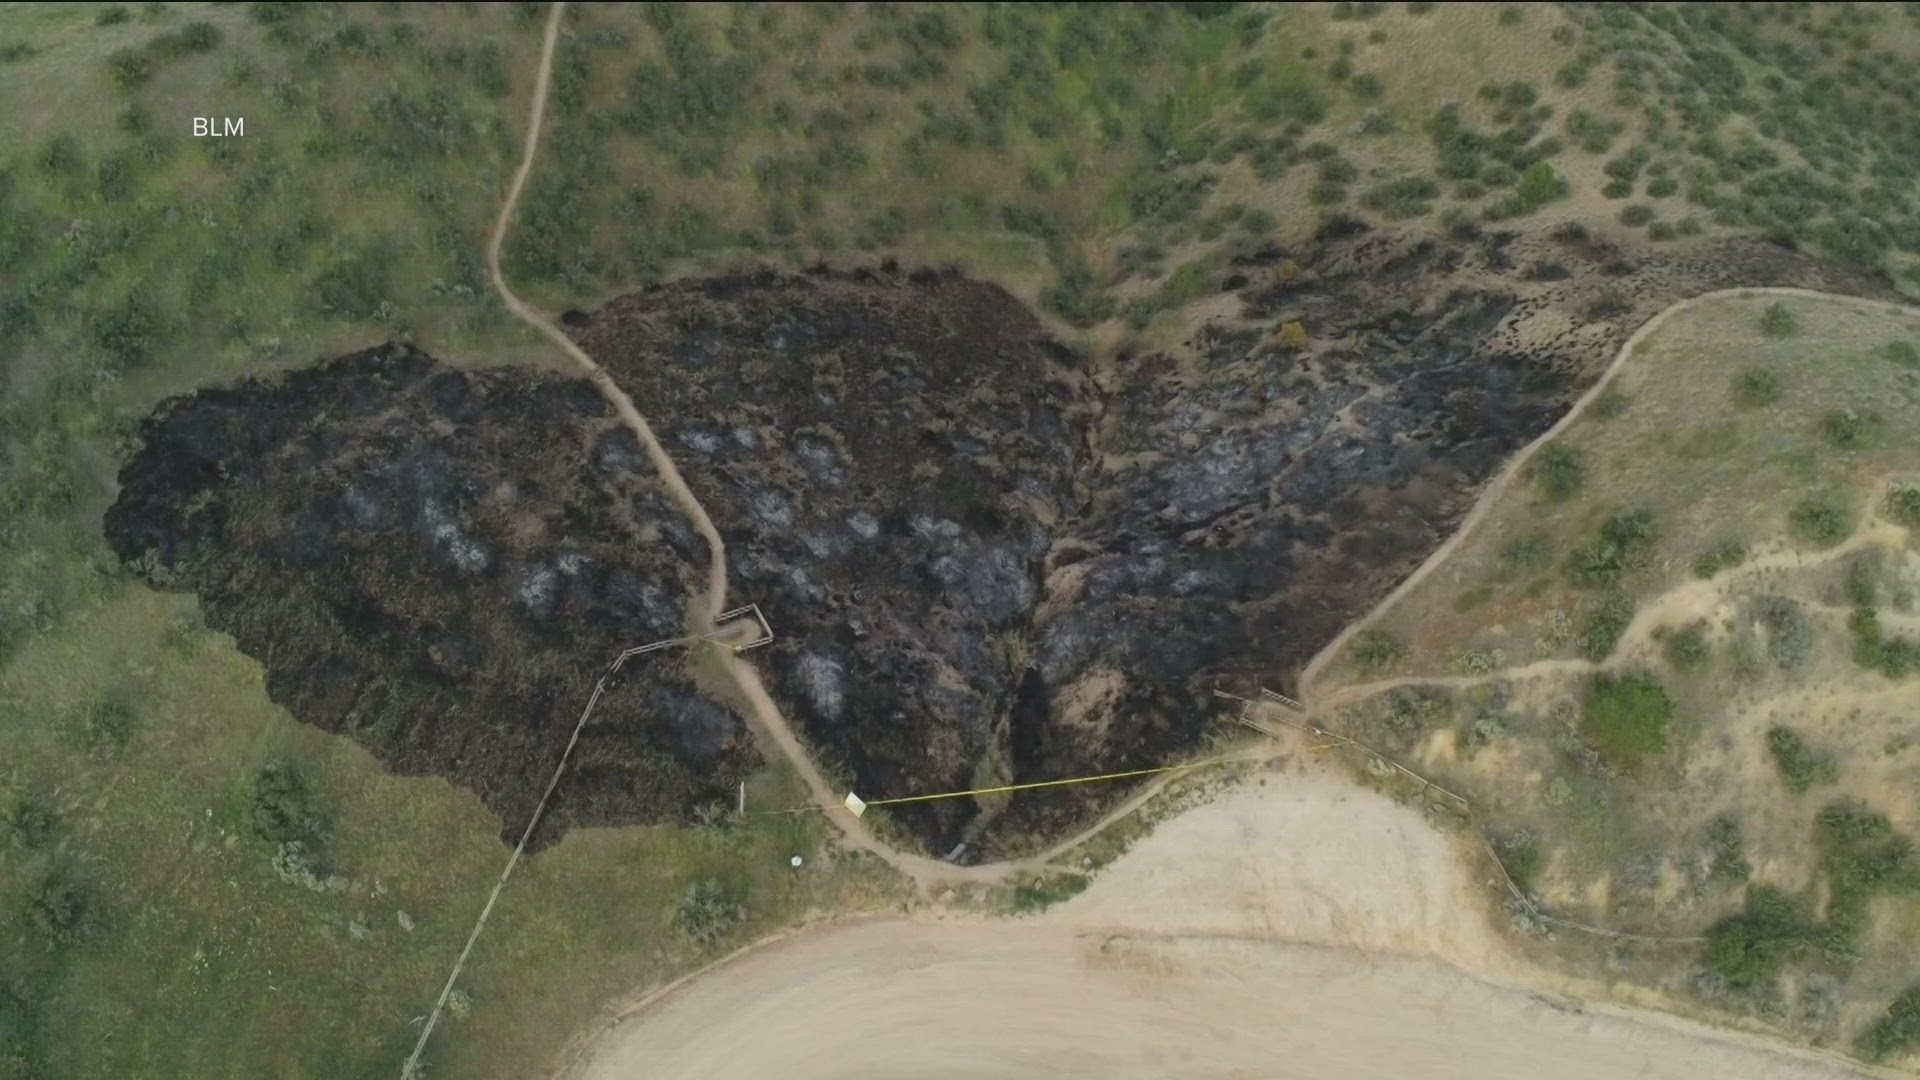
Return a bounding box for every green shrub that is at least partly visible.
[311,248,391,320]
[152,21,221,57]
[1579,672,1672,767]
[1844,553,1882,607]
[29,870,100,946]
[250,761,328,845]
[1730,368,1781,407]
[5,792,54,849]
[1527,441,1585,501]
[1850,605,1920,679]
[1850,605,1885,668]
[1308,181,1348,206]
[1619,204,1655,227]
[95,4,131,25]
[671,879,745,948]
[1789,492,1852,546]
[1661,621,1709,669]
[1350,629,1406,672]
[1566,508,1657,588]
[1601,179,1631,199]
[1886,484,1920,528]
[88,291,165,368]
[1766,726,1838,793]
[1703,884,1814,988]
[1885,340,1919,368]
[1819,407,1878,449]
[1818,800,1918,948]
[1759,302,1798,337]
[1753,595,1813,669]
[106,46,154,88]
[1493,828,1542,895]
[1705,816,1751,881]
[1589,389,1628,419]
[1512,162,1567,210]
[1858,983,1920,1060]
[1690,539,1746,578]
[1358,175,1439,219]
[1007,871,1090,913]
[1574,592,1634,661]
[77,700,135,750]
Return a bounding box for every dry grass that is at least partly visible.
[1317,292,1920,1051]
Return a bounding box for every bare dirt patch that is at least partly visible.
[567,767,1867,1080]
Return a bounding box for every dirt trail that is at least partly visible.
[565,771,1881,1080]
[1300,287,1920,709]
[490,2,1089,891]
[487,4,726,630]
[1317,513,1915,710]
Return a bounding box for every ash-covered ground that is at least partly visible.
[107,229,1889,855]
[105,346,755,846]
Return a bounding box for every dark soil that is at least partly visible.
[106,235,1892,856]
[104,344,756,847]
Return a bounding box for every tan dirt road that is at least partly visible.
[567,771,1874,1080]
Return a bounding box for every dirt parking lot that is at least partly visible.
[567,769,1872,1080]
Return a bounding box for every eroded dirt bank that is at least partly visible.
[105,230,1889,853]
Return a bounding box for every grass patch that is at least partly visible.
[1527,441,1586,502]
[1579,672,1672,769]
[1729,368,1781,408]
[1588,388,1629,420]
[1452,585,1493,612]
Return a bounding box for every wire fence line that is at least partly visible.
[402,649,632,1077]
[1214,688,1708,946]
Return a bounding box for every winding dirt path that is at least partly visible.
[1315,510,1915,711]
[488,2,1168,891]
[487,4,727,630]
[1300,287,1920,709]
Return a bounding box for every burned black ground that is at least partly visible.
[105,345,756,846]
[106,236,1891,856]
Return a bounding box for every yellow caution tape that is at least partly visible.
[857,753,1244,808]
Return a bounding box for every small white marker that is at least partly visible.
[843,792,868,817]
[789,855,804,868]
